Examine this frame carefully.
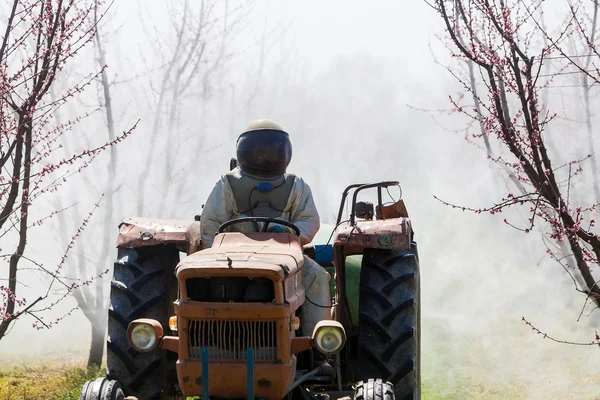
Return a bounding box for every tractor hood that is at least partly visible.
[175,232,304,281]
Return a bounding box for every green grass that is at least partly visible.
[419,315,600,400]
[421,374,600,400]
[0,363,103,400]
[1,348,599,400]
[0,363,505,400]
[2,363,598,400]
[422,377,523,400]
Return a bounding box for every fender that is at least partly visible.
[116,217,201,254]
[333,217,413,256]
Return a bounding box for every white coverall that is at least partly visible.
[200,168,332,336]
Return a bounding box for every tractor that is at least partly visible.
[79,180,421,400]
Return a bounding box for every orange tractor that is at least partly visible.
[79,181,421,400]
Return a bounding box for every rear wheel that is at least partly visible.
[356,245,420,400]
[106,245,180,400]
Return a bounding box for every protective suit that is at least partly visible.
[200,119,332,338]
[200,168,320,248]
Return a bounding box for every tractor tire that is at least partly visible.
[354,379,395,400]
[356,245,420,400]
[79,377,125,400]
[106,245,180,400]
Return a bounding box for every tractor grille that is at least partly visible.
[187,319,278,362]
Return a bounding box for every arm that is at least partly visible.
[200,176,236,249]
[287,176,320,245]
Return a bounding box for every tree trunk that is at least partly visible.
[87,319,106,368]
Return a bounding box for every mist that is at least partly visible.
[1,1,599,398]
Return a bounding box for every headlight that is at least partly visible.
[131,324,156,350]
[127,319,163,352]
[312,320,346,355]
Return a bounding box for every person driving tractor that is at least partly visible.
[200,119,332,365]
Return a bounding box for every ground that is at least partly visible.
[2,358,599,400]
[0,361,101,400]
[1,315,600,399]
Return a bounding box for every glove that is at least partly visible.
[267,225,289,233]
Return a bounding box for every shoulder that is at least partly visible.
[207,171,233,192]
[286,171,302,186]
[225,166,242,178]
[221,166,244,181]
[287,173,314,194]
[223,167,241,181]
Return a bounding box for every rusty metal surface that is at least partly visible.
[176,232,304,278]
[376,199,409,219]
[211,232,303,265]
[174,306,292,365]
[173,298,297,399]
[178,262,287,281]
[175,302,290,320]
[290,337,313,354]
[187,319,278,361]
[162,336,178,353]
[332,217,414,329]
[175,357,296,399]
[115,217,201,252]
[334,217,413,256]
[283,269,304,314]
[178,268,303,308]
[177,314,289,363]
[156,231,311,398]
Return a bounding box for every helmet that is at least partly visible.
[236,119,292,178]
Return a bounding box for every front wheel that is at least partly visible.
[354,379,395,400]
[79,377,125,400]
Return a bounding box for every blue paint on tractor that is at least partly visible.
[202,347,209,400]
[198,347,256,400]
[247,347,255,400]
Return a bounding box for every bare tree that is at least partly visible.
[49,2,123,367]
[133,0,252,217]
[432,0,600,320]
[0,0,134,341]
[242,17,293,123]
[135,0,218,216]
[580,1,599,202]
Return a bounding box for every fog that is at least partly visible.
[1,1,599,398]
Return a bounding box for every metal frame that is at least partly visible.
[335,181,400,226]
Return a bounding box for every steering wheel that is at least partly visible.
[218,217,301,237]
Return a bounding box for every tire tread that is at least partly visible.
[356,246,421,399]
[106,245,179,400]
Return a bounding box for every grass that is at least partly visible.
[2,328,600,400]
[422,377,524,400]
[419,316,600,400]
[0,362,208,400]
[0,363,104,400]
[0,363,521,400]
[2,363,598,400]
[421,374,600,400]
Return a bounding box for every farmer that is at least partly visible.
[200,119,332,363]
